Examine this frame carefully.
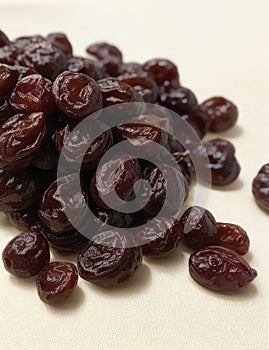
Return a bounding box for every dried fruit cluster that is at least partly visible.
[0,30,258,304]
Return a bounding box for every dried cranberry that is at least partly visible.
[180,206,218,249]
[78,230,142,287]
[252,163,269,211]
[201,96,238,132]
[216,222,250,255]
[52,71,103,119]
[36,262,78,304]
[2,229,50,278]
[0,168,41,212]
[90,155,141,209]
[189,246,257,292]
[10,74,54,114]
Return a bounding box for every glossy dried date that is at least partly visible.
[189,246,257,292]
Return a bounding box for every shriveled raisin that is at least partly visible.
[38,173,88,234]
[201,96,238,132]
[78,230,142,287]
[252,163,269,211]
[36,262,78,304]
[2,229,50,278]
[10,74,54,114]
[135,216,182,257]
[0,64,19,103]
[216,222,250,255]
[0,112,47,169]
[0,168,41,212]
[189,246,257,292]
[52,71,103,119]
[90,155,141,209]
[98,78,142,107]
[86,42,123,61]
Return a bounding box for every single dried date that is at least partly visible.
[2,229,50,278]
[78,230,142,287]
[36,262,78,304]
[189,246,257,292]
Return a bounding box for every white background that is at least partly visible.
[0,1,269,349]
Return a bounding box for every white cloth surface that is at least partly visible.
[0,1,269,349]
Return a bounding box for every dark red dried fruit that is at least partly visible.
[39,173,88,234]
[180,206,218,249]
[159,86,198,115]
[67,56,102,80]
[142,164,187,216]
[118,74,158,103]
[10,74,54,114]
[36,262,78,304]
[86,42,123,61]
[92,205,134,229]
[0,112,47,169]
[201,96,238,132]
[252,163,269,211]
[0,168,41,212]
[98,78,142,107]
[78,230,142,287]
[0,31,10,48]
[90,155,141,209]
[54,120,113,171]
[52,71,103,119]
[143,58,180,89]
[0,64,19,103]
[6,205,39,230]
[189,246,257,292]
[216,222,250,255]
[114,115,167,152]
[31,137,58,170]
[121,62,143,75]
[135,216,182,257]
[0,44,18,65]
[47,32,73,57]
[43,230,88,253]
[17,41,67,80]
[194,138,241,186]
[14,35,45,51]
[181,108,209,139]
[0,100,14,124]
[2,229,50,278]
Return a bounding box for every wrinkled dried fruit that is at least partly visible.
[36,262,78,304]
[189,246,257,292]
[78,230,142,287]
[252,163,269,211]
[2,229,50,278]
[216,222,250,255]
